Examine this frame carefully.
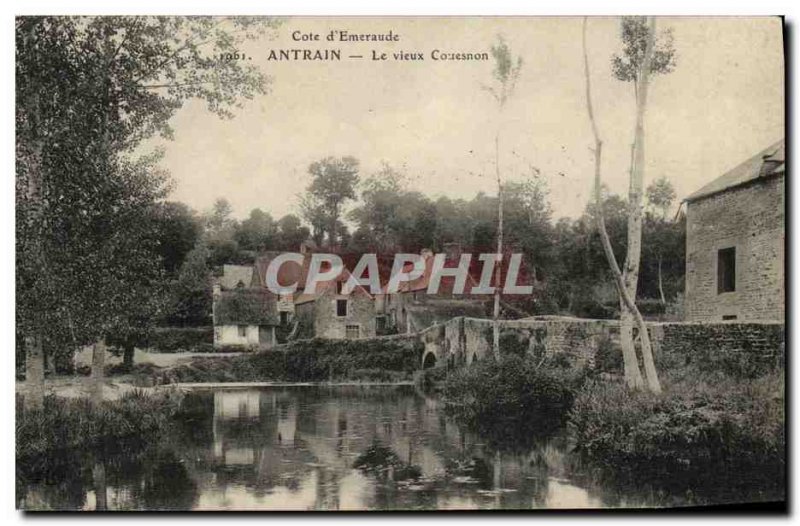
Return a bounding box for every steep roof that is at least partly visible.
[684,139,785,203]
[215,288,278,326]
[253,251,374,305]
[220,265,255,290]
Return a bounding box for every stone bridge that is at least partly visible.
[415,316,785,374]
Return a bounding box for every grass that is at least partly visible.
[17,389,184,477]
[153,337,423,384]
[567,368,785,501]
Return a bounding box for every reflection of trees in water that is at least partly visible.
[27,386,775,510]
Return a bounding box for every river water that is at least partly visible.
[19,385,781,511]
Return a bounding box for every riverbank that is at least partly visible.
[432,348,785,504]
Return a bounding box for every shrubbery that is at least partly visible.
[568,372,785,493]
[16,390,183,473]
[443,354,587,437]
[154,336,424,384]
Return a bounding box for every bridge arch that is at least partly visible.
[422,351,438,369]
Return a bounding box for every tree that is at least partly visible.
[276,214,310,251]
[16,16,280,408]
[306,156,360,249]
[582,16,675,392]
[235,208,278,252]
[169,243,213,327]
[152,201,202,275]
[646,176,677,220]
[483,35,522,359]
[643,180,683,306]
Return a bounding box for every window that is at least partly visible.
[336,281,344,295]
[238,325,247,337]
[346,325,360,339]
[717,247,736,293]
[376,316,386,331]
[336,299,348,317]
[722,314,738,321]
[280,312,289,325]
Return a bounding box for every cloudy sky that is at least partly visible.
[148,16,784,221]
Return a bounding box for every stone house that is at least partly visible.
[683,138,785,322]
[212,265,280,349]
[252,248,377,340]
[381,247,487,334]
[295,276,377,340]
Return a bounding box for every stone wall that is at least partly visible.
[419,316,784,376]
[312,287,376,339]
[685,174,784,322]
[422,316,619,369]
[649,321,784,377]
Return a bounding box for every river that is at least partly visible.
[18,384,778,510]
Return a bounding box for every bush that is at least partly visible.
[154,336,424,384]
[16,390,184,473]
[443,354,587,437]
[568,372,785,486]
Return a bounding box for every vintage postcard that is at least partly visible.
[15,15,785,511]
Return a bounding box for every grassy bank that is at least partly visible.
[153,336,423,384]
[436,342,784,500]
[17,390,183,479]
[568,370,785,498]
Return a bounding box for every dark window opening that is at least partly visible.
[717,247,736,294]
[722,314,738,321]
[336,299,348,317]
[238,325,247,337]
[280,311,289,325]
[376,316,386,331]
[336,281,344,295]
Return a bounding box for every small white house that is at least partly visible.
[212,285,279,350]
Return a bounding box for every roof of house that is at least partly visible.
[253,251,375,305]
[215,288,278,326]
[684,139,785,203]
[383,251,530,296]
[220,264,255,290]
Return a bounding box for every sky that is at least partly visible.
[148,16,784,221]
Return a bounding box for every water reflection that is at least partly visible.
[18,385,780,511]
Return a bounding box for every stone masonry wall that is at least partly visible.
[685,175,784,322]
[313,287,376,339]
[649,321,784,378]
[419,316,784,376]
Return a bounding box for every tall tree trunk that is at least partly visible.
[620,17,661,393]
[21,27,47,410]
[92,461,108,511]
[582,18,661,391]
[657,255,666,305]
[492,133,503,360]
[24,332,45,411]
[91,338,106,407]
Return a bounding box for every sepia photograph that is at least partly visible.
[14,14,786,511]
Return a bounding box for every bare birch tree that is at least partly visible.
[582,17,675,392]
[484,36,522,360]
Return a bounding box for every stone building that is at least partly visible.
[212,287,280,348]
[252,248,377,340]
[381,247,487,334]
[212,264,280,349]
[295,277,376,340]
[683,139,785,322]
